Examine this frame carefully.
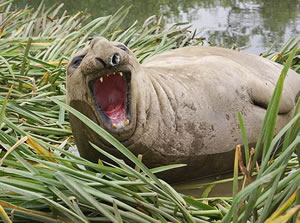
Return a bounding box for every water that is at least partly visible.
[17,0,300,54]
[173,173,238,198]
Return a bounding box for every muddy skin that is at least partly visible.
[67,37,300,182]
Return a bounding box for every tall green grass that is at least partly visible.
[262,36,300,73]
[0,1,299,222]
[224,44,299,223]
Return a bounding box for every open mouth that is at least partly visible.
[89,71,131,129]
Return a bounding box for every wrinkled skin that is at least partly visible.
[67,37,300,182]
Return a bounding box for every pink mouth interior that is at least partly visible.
[93,74,127,124]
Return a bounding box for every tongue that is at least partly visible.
[93,74,127,124]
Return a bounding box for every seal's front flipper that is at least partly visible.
[248,78,295,114]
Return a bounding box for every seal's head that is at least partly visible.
[67,37,140,142]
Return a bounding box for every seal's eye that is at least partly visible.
[71,55,85,68]
[116,45,128,52]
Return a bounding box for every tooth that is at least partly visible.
[112,123,117,128]
[124,119,129,126]
[120,72,123,77]
[100,77,103,83]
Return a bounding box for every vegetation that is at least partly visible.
[0,1,299,222]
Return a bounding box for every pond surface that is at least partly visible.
[18,0,299,54]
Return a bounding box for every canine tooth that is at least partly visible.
[100,77,103,83]
[120,72,123,77]
[124,119,129,126]
[112,123,117,128]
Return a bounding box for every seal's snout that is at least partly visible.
[95,57,106,68]
[110,53,120,66]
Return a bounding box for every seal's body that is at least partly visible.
[67,37,300,182]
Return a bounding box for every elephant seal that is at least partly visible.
[67,37,300,182]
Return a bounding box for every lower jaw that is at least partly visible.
[110,119,130,129]
[90,111,136,148]
[95,109,132,131]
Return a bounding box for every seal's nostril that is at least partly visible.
[110,53,120,66]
